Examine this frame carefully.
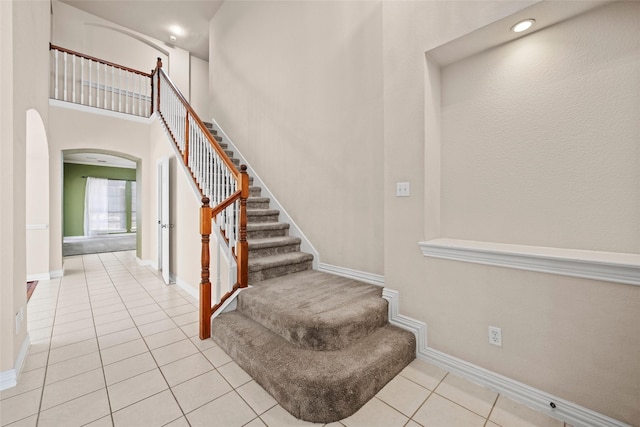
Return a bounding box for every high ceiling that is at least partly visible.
[60,0,224,60]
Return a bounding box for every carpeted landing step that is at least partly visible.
[212,311,415,423]
[212,270,416,423]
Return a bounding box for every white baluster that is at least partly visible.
[72,55,76,103]
[54,49,59,99]
[96,62,100,108]
[104,64,108,109]
[80,57,84,105]
[63,51,68,101]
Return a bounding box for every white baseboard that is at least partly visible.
[318,263,385,287]
[136,257,158,270]
[383,287,630,427]
[26,273,50,282]
[169,273,198,300]
[50,270,64,279]
[0,335,30,391]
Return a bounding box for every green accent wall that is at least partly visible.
[63,163,137,237]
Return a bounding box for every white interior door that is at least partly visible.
[158,158,170,284]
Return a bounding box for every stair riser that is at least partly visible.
[247,200,270,209]
[249,187,262,197]
[248,260,312,283]
[247,213,279,223]
[249,243,301,259]
[246,228,289,239]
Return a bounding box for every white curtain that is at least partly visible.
[84,178,128,236]
[84,177,109,236]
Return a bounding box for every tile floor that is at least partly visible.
[1,251,574,427]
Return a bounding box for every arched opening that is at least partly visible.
[62,149,141,257]
[26,109,50,281]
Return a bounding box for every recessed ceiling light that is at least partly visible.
[511,19,535,33]
[169,25,184,36]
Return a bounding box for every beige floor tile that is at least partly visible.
[103,352,157,386]
[83,415,114,426]
[190,336,217,351]
[93,310,131,326]
[52,318,94,335]
[376,375,431,418]
[37,389,110,427]
[127,303,162,317]
[53,309,93,326]
[112,390,182,427]
[100,338,149,366]
[404,421,421,427]
[124,297,157,309]
[164,304,196,318]
[151,339,198,366]
[143,327,188,350]
[45,351,102,385]
[218,361,252,388]
[243,418,267,427]
[490,396,563,427]
[27,317,54,331]
[137,318,177,336]
[40,368,105,410]
[157,298,190,310]
[22,352,48,372]
[412,394,486,427]
[236,381,277,416]
[107,368,168,411]
[399,359,447,391]
[342,397,408,427]
[486,422,501,427]
[132,310,169,326]
[186,391,256,427]
[163,417,190,427]
[95,318,136,337]
[0,388,41,425]
[434,373,498,418]
[98,327,142,350]
[27,328,52,345]
[160,353,214,387]
[171,370,233,414]
[261,405,324,426]
[1,414,38,427]
[0,368,45,400]
[179,321,199,338]
[171,311,198,326]
[324,422,345,427]
[49,326,97,349]
[92,303,127,317]
[202,345,232,367]
[48,338,99,365]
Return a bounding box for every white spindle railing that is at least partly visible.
[50,44,153,117]
[154,61,248,339]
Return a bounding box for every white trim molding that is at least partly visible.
[384,286,630,427]
[169,273,198,300]
[419,347,631,427]
[26,273,50,282]
[419,238,640,286]
[26,224,48,230]
[0,335,30,391]
[318,263,384,287]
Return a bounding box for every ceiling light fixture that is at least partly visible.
[169,35,177,42]
[511,19,535,33]
[169,25,184,36]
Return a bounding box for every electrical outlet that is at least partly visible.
[396,182,410,197]
[488,326,502,347]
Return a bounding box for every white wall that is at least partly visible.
[190,55,211,120]
[209,0,384,275]
[0,0,50,380]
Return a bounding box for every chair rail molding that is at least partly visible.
[419,238,640,286]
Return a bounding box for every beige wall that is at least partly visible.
[209,0,384,274]
[1,0,50,374]
[386,2,639,425]
[190,55,211,120]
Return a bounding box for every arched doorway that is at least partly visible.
[62,150,141,257]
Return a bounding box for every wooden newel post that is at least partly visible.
[237,165,250,288]
[184,111,190,165]
[150,69,155,116]
[156,57,162,113]
[200,197,212,339]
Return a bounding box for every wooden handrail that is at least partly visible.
[155,59,239,178]
[50,43,152,77]
[153,58,249,340]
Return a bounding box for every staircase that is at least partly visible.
[203,123,416,423]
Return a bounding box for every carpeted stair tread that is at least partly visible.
[248,252,313,271]
[248,235,301,249]
[239,270,387,350]
[211,311,416,423]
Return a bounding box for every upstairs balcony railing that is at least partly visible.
[49,44,153,117]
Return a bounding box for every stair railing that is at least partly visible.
[49,44,153,117]
[153,59,249,340]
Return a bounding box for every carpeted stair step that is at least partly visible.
[246,222,289,239]
[247,208,280,223]
[248,252,313,283]
[248,236,301,259]
[249,186,262,197]
[238,270,388,350]
[247,197,270,209]
[211,311,416,423]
